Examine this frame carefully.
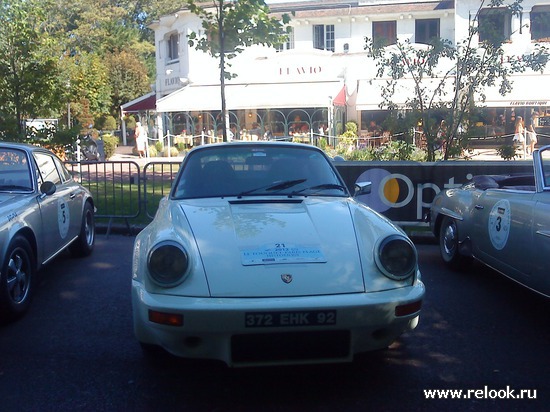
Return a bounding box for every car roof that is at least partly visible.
[187,141,325,154]
[0,141,42,152]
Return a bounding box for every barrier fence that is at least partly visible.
[66,159,533,234]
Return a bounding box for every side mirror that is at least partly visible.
[40,181,57,196]
[354,181,372,196]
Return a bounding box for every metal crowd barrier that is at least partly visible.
[65,160,180,235]
[65,157,534,235]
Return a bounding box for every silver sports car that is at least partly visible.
[0,142,95,322]
[430,145,550,297]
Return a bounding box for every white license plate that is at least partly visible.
[245,310,336,328]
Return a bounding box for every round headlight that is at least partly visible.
[147,241,189,286]
[375,235,417,281]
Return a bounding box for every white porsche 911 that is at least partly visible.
[132,142,424,366]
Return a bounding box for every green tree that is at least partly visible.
[0,0,61,139]
[186,0,291,141]
[105,50,151,119]
[365,0,549,161]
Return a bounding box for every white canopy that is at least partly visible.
[156,81,345,112]
[480,74,550,107]
[355,78,454,111]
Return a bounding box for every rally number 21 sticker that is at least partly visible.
[488,199,511,250]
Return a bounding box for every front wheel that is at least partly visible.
[0,236,35,323]
[439,216,467,270]
[70,202,95,257]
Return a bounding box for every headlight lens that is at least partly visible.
[147,241,189,287]
[375,235,417,281]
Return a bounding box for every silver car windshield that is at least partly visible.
[0,148,33,192]
[172,145,348,199]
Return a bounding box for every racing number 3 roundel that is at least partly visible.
[488,199,511,250]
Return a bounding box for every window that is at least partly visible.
[313,24,335,52]
[478,8,511,45]
[531,5,550,41]
[167,32,179,61]
[277,27,295,51]
[373,21,397,47]
[415,19,440,44]
[34,153,61,185]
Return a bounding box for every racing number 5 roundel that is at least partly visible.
[58,199,70,239]
[488,199,511,250]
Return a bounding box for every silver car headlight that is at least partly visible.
[374,235,417,281]
[147,241,189,287]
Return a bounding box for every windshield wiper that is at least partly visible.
[291,183,347,195]
[238,179,307,197]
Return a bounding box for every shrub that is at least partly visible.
[95,114,117,131]
[154,140,164,153]
[496,144,518,160]
[148,145,158,157]
[101,134,119,159]
[175,141,186,152]
[163,146,180,157]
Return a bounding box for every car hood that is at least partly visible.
[0,193,17,204]
[180,197,373,298]
[0,193,19,214]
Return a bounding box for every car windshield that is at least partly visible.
[0,148,33,192]
[172,144,348,199]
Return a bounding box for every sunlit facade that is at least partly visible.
[138,0,550,145]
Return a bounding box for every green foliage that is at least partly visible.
[187,0,291,69]
[0,0,62,137]
[51,125,83,146]
[175,141,187,152]
[345,121,358,134]
[148,145,158,157]
[100,134,119,159]
[154,141,164,153]
[125,116,137,130]
[163,147,181,157]
[338,121,359,146]
[371,140,423,161]
[104,50,151,117]
[496,144,519,160]
[0,0,180,133]
[327,139,426,162]
[96,114,117,131]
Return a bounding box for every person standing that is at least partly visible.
[135,122,147,158]
[526,112,538,155]
[513,116,526,158]
[526,124,537,155]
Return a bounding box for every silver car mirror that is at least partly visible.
[40,181,57,196]
[354,181,372,196]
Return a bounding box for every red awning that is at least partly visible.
[121,92,156,113]
[333,85,346,106]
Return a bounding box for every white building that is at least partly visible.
[133,0,550,144]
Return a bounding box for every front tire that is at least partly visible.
[0,236,35,323]
[439,216,466,269]
[70,202,95,257]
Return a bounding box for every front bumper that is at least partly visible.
[132,281,425,367]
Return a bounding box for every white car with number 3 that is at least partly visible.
[430,145,550,297]
[132,142,424,366]
[0,142,95,322]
